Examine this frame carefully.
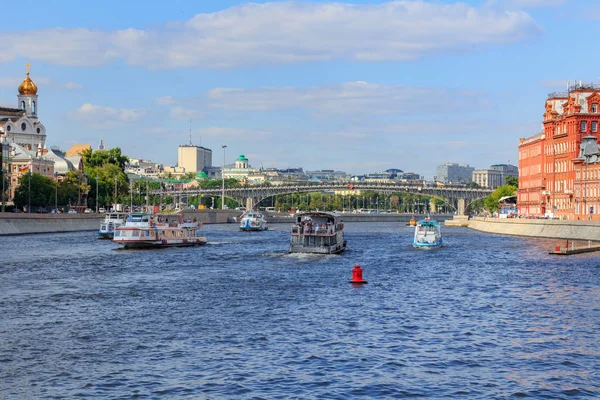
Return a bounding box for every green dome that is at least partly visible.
[236,154,248,161]
[196,171,209,179]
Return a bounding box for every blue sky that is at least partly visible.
[1,0,598,178]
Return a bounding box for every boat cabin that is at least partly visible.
[290,211,346,253]
[292,212,342,235]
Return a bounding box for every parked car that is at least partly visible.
[98,207,106,213]
[84,208,93,214]
[68,209,77,214]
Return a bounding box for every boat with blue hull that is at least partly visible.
[238,210,268,231]
[412,217,443,249]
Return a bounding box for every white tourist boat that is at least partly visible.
[98,212,127,239]
[290,212,346,254]
[238,210,268,231]
[412,217,443,249]
[113,213,207,248]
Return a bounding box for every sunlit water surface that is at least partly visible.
[1,223,599,399]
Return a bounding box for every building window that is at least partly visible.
[593,121,598,133]
[20,101,25,110]
[32,101,36,114]
[593,103,598,113]
[581,121,587,132]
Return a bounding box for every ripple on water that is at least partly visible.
[1,225,600,398]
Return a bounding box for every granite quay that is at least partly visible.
[448,215,600,241]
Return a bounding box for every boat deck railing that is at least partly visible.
[290,232,340,247]
[290,227,337,236]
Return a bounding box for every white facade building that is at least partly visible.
[0,65,47,151]
[0,65,56,200]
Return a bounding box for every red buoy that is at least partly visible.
[349,265,368,284]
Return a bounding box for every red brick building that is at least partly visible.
[518,83,600,219]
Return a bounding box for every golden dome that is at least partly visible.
[18,63,38,95]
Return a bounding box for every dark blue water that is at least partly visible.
[1,223,599,399]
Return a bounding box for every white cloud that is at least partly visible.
[0,1,540,69]
[498,0,565,8]
[69,103,145,129]
[203,81,489,116]
[154,96,176,105]
[64,82,84,90]
[169,106,205,120]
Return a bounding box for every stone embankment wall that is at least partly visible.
[460,216,600,241]
[181,210,242,224]
[0,213,103,236]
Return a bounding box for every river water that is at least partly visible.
[1,223,599,399]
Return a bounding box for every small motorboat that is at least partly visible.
[238,210,268,231]
[412,217,443,249]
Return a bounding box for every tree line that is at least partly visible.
[2,146,518,214]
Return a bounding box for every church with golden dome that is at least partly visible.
[0,63,47,150]
[0,64,54,203]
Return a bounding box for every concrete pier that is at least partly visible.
[446,216,600,241]
[0,213,103,236]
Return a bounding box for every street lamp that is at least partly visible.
[129,179,132,212]
[221,144,227,209]
[28,156,32,213]
[114,176,118,209]
[54,172,58,212]
[1,137,7,213]
[95,174,99,213]
[77,172,81,211]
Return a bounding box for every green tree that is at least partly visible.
[0,169,8,201]
[505,176,518,187]
[81,148,129,171]
[13,173,56,210]
[466,181,479,188]
[57,171,91,208]
[484,184,517,213]
[469,198,486,214]
[389,195,400,210]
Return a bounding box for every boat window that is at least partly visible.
[132,230,140,237]
[114,231,120,237]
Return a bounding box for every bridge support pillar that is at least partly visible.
[457,198,467,216]
[246,197,254,210]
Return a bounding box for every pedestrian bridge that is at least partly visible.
[154,182,493,215]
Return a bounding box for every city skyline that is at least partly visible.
[0,0,598,178]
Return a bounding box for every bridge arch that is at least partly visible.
[153,183,492,215]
